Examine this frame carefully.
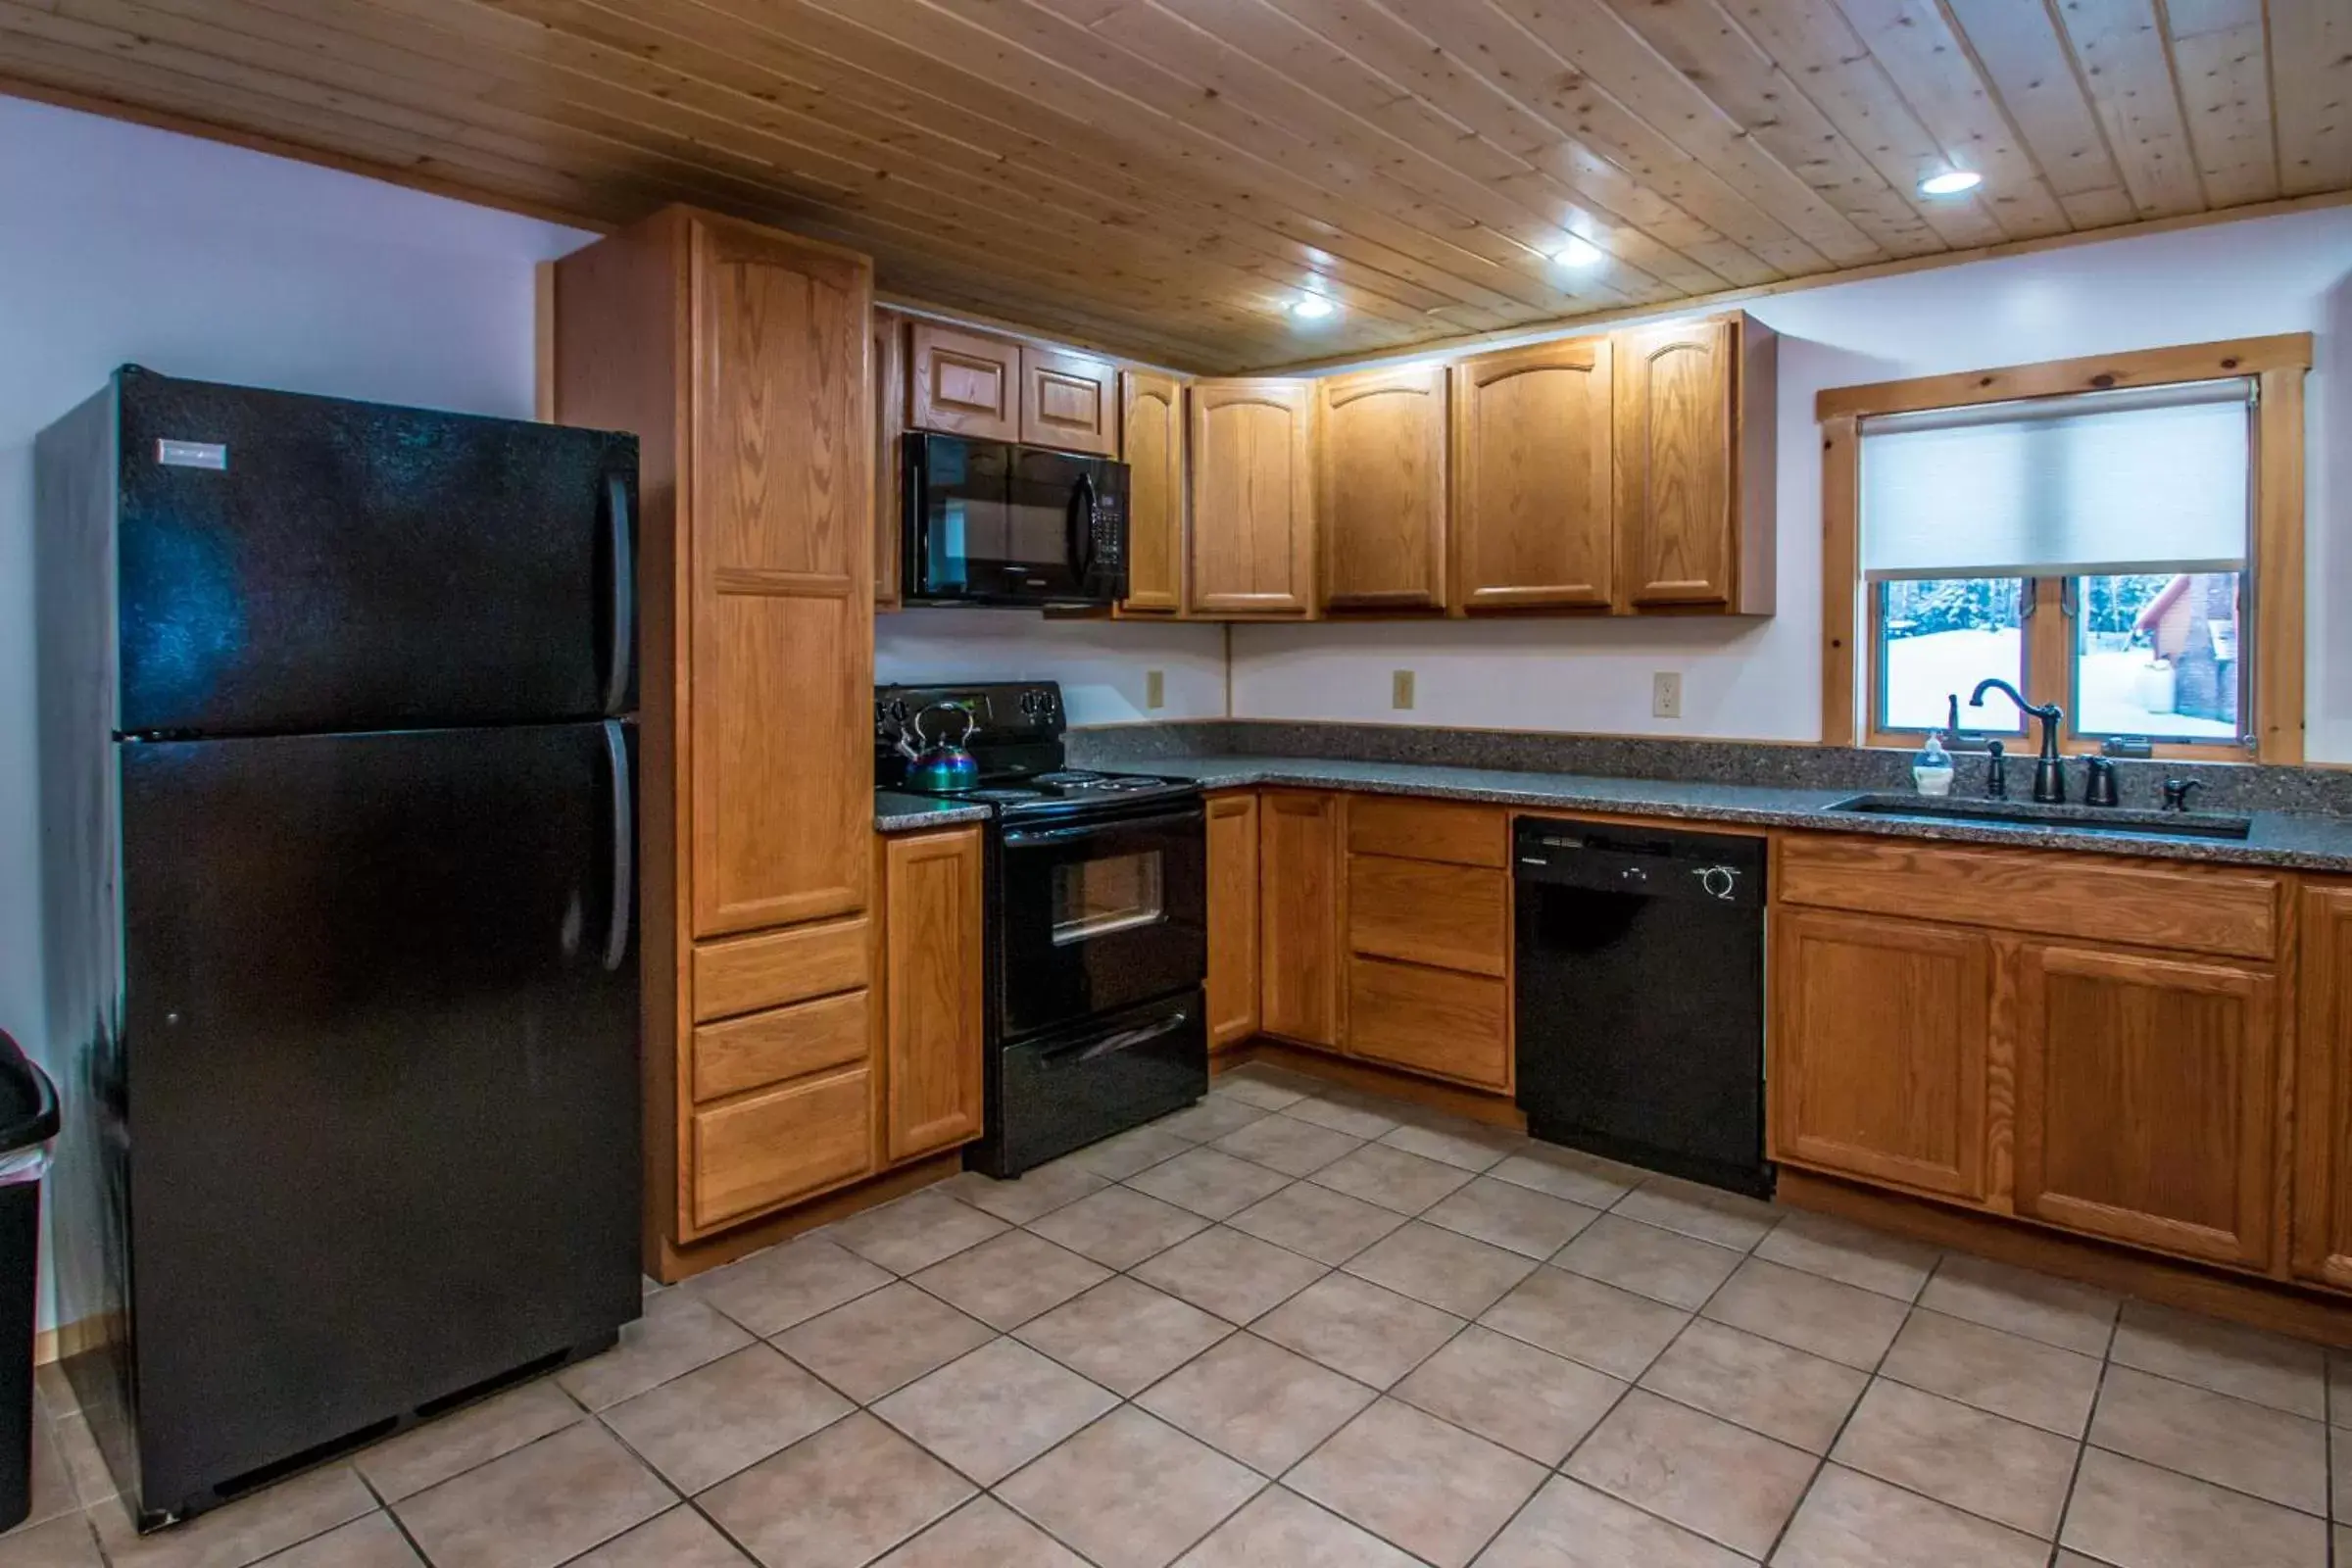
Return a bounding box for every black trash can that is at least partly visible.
[0,1028,60,1532]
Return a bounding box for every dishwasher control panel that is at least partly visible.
[1511,820,1766,907]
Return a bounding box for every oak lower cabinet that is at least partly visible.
[1189,378,1316,616]
[1341,799,1511,1090]
[2294,884,2352,1288]
[881,828,986,1162]
[1258,791,1343,1045]
[1318,365,1446,612]
[1119,369,1186,614]
[1448,337,1614,612]
[1205,792,1261,1050]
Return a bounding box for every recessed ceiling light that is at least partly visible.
[1919,169,1983,197]
[1551,236,1604,268]
[1289,293,1337,320]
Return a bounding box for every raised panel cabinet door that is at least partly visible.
[883,827,986,1161]
[1450,338,1613,612]
[1613,317,1736,611]
[1189,378,1316,616]
[1769,908,1993,1201]
[1258,790,1343,1046]
[1021,345,1119,457]
[688,215,874,938]
[909,321,1020,441]
[2293,885,2352,1288]
[1318,364,1447,612]
[1205,792,1261,1049]
[2015,942,2279,1270]
[1118,368,1186,614]
[873,307,906,612]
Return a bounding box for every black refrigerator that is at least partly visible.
[33,368,644,1528]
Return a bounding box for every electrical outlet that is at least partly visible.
[1145,669,1165,710]
[1651,671,1683,720]
[1392,669,1416,710]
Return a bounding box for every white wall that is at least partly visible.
[0,96,591,1331]
[878,610,1226,725]
[1231,207,2352,760]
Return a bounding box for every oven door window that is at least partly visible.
[1053,851,1164,945]
[999,808,1207,1039]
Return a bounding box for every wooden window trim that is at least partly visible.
[1819,336,2312,764]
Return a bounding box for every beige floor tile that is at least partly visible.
[771,1281,995,1403]
[1173,1487,1421,1568]
[0,1515,102,1568]
[1342,1220,1537,1317]
[1609,1178,1778,1251]
[2329,1351,2349,1427]
[391,1426,670,1568]
[1289,1398,1544,1568]
[1472,1475,1750,1568]
[870,1339,1116,1485]
[1137,1333,1377,1474]
[559,1288,757,1410]
[1254,1273,1465,1389]
[1287,1092,1405,1141]
[1915,1252,2119,1356]
[1153,1096,1272,1145]
[1566,1391,1815,1558]
[1025,1185,1209,1268]
[355,1379,580,1501]
[1479,1266,1690,1379]
[1376,1117,1522,1173]
[1131,1226,1330,1324]
[1752,1211,1937,1302]
[1126,1148,1292,1221]
[2337,1525,2351,1563]
[2061,1447,2328,1568]
[906,1230,1110,1330]
[565,1506,753,1567]
[2089,1365,2328,1515]
[603,1344,853,1494]
[1213,1068,1314,1112]
[998,1407,1263,1568]
[1877,1306,2103,1437]
[96,1467,376,1568]
[699,1413,974,1568]
[253,1514,423,1567]
[1831,1379,2075,1538]
[1554,1213,1743,1309]
[1392,1324,1625,1465]
[1210,1112,1363,1177]
[1488,1145,1645,1209]
[45,1413,110,1510]
[1421,1176,1600,1259]
[1065,1123,1196,1181]
[1639,1319,1868,1453]
[824,1190,1009,1276]
[1307,1144,1476,1215]
[1704,1258,1908,1371]
[939,1158,1108,1226]
[1772,1464,2047,1568]
[1226,1180,1405,1265]
[872,1496,1087,1568]
[13,1414,75,1531]
[1012,1277,1233,1396]
[2109,1300,2328,1419]
[30,1365,76,1421]
[688,1235,894,1338]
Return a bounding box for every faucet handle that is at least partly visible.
[2162,778,2202,812]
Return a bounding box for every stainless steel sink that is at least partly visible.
[1825,793,2253,841]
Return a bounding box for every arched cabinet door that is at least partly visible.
[1119,368,1186,615]
[1613,314,1776,615]
[1448,338,1614,612]
[1318,364,1447,612]
[1188,378,1316,617]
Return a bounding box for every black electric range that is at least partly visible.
[876,682,1208,1175]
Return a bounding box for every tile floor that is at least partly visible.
[9,1062,2352,1567]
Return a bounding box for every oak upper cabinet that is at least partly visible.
[1205,792,1261,1050]
[1318,364,1447,612]
[2293,884,2352,1289]
[873,307,907,612]
[909,321,1020,441]
[1611,314,1776,614]
[1021,346,1118,457]
[882,828,986,1162]
[1258,791,1343,1046]
[1449,338,1614,612]
[1119,369,1186,614]
[1189,378,1316,617]
[2015,943,2280,1270]
[1769,907,1992,1202]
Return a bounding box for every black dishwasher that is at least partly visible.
[1514,818,1771,1199]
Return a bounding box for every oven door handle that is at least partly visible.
[1001,807,1202,849]
[1044,1008,1193,1065]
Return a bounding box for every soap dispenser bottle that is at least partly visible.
[1913,731,1955,796]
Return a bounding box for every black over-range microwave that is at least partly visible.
[903,432,1130,609]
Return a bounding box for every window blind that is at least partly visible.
[1859,379,2252,581]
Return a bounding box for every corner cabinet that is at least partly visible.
[1318,365,1447,612]
[872,307,906,612]
[1613,316,1776,614]
[1205,792,1261,1050]
[882,828,986,1162]
[1188,378,1316,617]
[1119,369,1187,614]
[1258,790,1343,1045]
[1449,338,1614,612]
[2293,884,2352,1288]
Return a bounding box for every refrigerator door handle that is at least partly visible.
[601,719,633,973]
[604,471,635,716]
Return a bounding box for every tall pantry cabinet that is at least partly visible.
[555,206,878,1279]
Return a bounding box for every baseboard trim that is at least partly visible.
[651,1151,964,1285]
[1220,1038,1526,1131]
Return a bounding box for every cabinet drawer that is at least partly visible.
[1347,956,1509,1089]
[693,989,871,1104]
[693,917,870,1022]
[1348,856,1506,976]
[1776,835,2278,960]
[1348,797,1506,867]
[691,1066,873,1230]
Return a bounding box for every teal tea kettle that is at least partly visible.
[901,703,981,793]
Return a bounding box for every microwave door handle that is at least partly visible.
[1048,1008,1193,1065]
[1068,470,1096,579]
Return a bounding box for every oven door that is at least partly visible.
[996,805,1207,1039]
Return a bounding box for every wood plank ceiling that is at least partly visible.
[4,0,2348,370]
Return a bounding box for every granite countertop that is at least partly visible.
[1138,755,2352,873]
[874,790,991,833]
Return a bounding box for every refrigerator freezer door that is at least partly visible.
[116,724,639,1515]
[116,370,636,737]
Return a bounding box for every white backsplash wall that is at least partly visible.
[1232,205,2352,761]
[877,609,1227,725]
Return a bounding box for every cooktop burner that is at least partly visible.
[963,788,1048,804]
[876,680,1202,823]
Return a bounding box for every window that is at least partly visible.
[1820,338,2309,763]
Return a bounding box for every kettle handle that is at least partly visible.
[911,703,975,749]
